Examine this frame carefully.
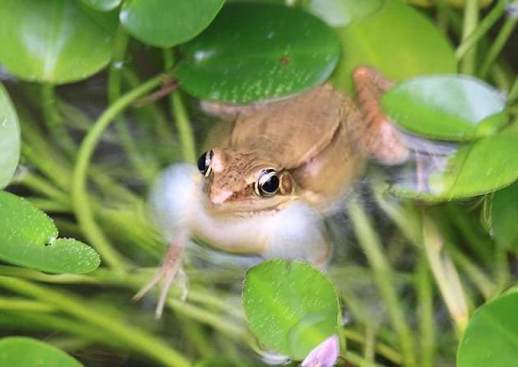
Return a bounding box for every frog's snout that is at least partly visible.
[209,187,233,205]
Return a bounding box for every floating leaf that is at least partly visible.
[176,2,340,103]
[243,260,339,360]
[305,0,382,27]
[0,337,83,367]
[491,182,518,250]
[80,0,121,11]
[0,191,100,273]
[457,292,518,367]
[0,0,117,83]
[0,83,20,189]
[120,0,225,48]
[382,75,507,141]
[330,0,456,92]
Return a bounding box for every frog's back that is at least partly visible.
[230,84,346,168]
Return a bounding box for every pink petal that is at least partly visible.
[301,334,340,367]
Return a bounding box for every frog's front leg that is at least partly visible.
[352,66,410,165]
[133,230,189,318]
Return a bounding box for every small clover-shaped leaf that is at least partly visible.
[0,191,100,273]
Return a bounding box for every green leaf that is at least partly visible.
[457,292,518,367]
[393,133,518,201]
[80,0,121,11]
[491,182,518,250]
[382,75,507,141]
[330,0,456,92]
[176,2,340,103]
[0,337,83,367]
[243,260,339,360]
[0,83,20,189]
[0,191,100,273]
[120,0,225,48]
[305,0,382,27]
[0,0,117,84]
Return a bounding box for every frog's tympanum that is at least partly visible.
[135,66,410,317]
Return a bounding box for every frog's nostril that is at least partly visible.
[210,189,233,204]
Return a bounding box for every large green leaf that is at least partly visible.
[176,2,340,103]
[382,76,507,141]
[0,0,117,84]
[0,191,100,273]
[120,0,225,48]
[457,292,518,367]
[80,0,121,11]
[329,0,456,92]
[0,337,83,367]
[243,260,339,360]
[491,182,518,250]
[0,84,20,189]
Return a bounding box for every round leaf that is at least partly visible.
[0,83,20,189]
[176,2,341,103]
[382,75,507,141]
[0,191,100,273]
[0,0,117,84]
[120,0,225,48]
[0,337,83,367]
[329,0,456,92]
[457,292,518,367]
[491,182,518,250]
[243,260,339,360]
[80,0,121,11]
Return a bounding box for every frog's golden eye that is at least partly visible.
[255,169,280,197]
[197,150,214,177]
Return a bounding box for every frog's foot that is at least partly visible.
[352,66,410,165]
[133,240,188,319]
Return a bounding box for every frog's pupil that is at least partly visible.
[197,152,208,174]
[260,171,279,194]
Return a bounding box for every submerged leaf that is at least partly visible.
[0,191,100,273]
[491,182,518,250]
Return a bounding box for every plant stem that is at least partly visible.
[459,0,480,74]
[72,74,166,271]
[347,198,416,367]
[455,0,507,60]
[41,84,76,155]
[0,276,192,367]
[163,49,197,163]
[0,298,56,312]
[479,13,517,78]
[416,255,435,367]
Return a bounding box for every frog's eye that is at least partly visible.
[197,150,214,177]
[255,169,280,197]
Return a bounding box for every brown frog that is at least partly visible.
[136,66,409,317]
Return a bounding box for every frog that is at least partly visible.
[135,66,410,317]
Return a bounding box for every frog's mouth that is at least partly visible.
[204,195,298,217]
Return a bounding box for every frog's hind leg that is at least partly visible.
[133,233,188,318]
[352,66,410,165]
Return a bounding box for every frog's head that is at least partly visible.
[197,148,297,214]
